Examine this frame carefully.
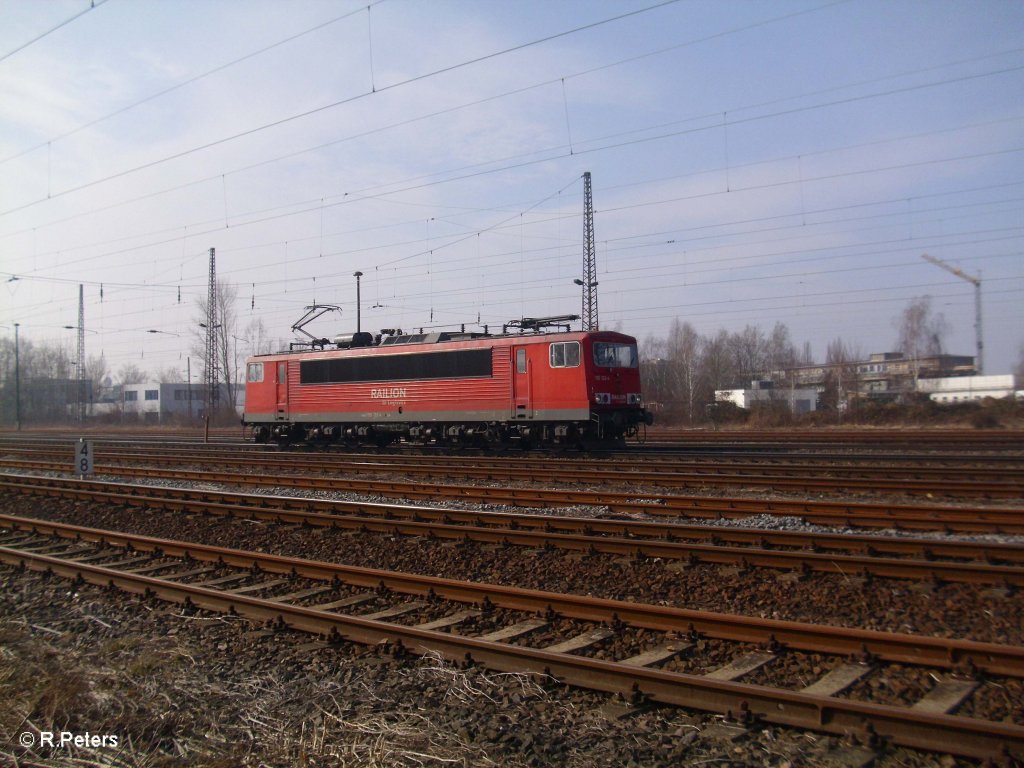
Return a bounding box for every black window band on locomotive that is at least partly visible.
[300,348,493,385]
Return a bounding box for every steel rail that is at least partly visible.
[5,472,1021,564]
[648,428,1024,446]
[7,438,1024,468]
[188,455,1024,483]
[4,514,1023,673]
[3,458,1022,534]
[1,524,1022,759]
[4,476,1022,586]
[8,473,1024,585]
[7,442,1024,476]
[25,450,1024,497]
[6,427,1024,447]
[206,458,1022,497]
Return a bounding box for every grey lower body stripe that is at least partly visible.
[245,408,593,425]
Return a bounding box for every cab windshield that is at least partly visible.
[593,342,638,368]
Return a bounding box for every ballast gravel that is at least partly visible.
[2,467,1022,767]
[1,566,980,768]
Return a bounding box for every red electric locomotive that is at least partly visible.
[242,320,652,448]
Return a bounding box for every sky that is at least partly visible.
[1,0,1022,381]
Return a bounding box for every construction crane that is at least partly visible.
[921,253,983,374]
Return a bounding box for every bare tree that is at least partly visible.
[700,329,736,393]
[156,365,186,383]
[218,281,239,410]
[0,335,89,423]
[85,352,108,395]
[36,343,73,381]
[895,296,948,384]
[243,318,276,355]
[822,337,861,415]
[81,352,109,413]
[639,333,670,408]
[117,364,147,385]
[799,341,814,365]
[727,325,766,383]
[666,319,702,423]
[766,322,798,375]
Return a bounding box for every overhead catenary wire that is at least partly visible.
[3,2,1020,375]
[16,281,1021,371]
[0,0,111,64]
[3,30,1019,245]
[6,134,1015,290]
[7,110,1022,280]
[6,4,1019,229]
[0,0,686,218]
[5,183,1021,314]
[0,0,863,189]
[9,226,1019,332]
[0,2,383,165]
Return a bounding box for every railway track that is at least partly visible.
[7,438,1024,468]
[2,514,1022,759]
[2,444,1020,498]
[4,459,1023,535]
[647,428,1024,450]
[5,474,1024,586]
[6,427,1024,451]
[4,429,1022,762]
[4,448,1019,501]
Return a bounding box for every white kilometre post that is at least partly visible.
[76,438,94,479]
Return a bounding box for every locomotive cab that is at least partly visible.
[581,333,651,440]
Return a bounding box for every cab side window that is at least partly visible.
[549,341,580,368]
[247,363,264,383]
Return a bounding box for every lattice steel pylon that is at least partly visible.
[203,247,220,417]
[76,284,85,422]
[581,171,598,331]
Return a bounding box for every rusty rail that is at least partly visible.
[4,475,1024,586]
[1,513,1023,674]
[1,517,1022,759]
[3,446,1021,498]
[4,458,1022,534]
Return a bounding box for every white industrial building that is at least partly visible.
[715,382,818,414]
[916,375,1021,403]
[121,382,242,422]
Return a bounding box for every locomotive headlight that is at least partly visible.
[627,393,642,405]
[594,393,611,405]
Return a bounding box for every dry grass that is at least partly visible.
[2,610,610,767]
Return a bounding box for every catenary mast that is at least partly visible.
[581,171,598,331]
[77,284,85,421]
[204,248,220,417]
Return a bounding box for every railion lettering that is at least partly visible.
[370,387,407,399]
